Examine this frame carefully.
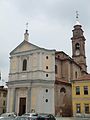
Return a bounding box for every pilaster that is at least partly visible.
[27,87,32,112]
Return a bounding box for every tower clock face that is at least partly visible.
[75,49,80,55]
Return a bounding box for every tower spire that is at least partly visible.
[26,22,28,30]
[76,11,79,21]
[75,11,81,26]
[24,22,29,41]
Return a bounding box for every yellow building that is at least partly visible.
[72,74,90,116]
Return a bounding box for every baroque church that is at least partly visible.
[7,19,87,116]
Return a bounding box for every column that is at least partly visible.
[7,88,16,112]
[27,87,31,112]
[7,88,10,112]
[12,88,16,112]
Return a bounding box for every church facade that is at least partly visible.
[7,20,87,116]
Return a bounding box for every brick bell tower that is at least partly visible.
[71,12,87,72]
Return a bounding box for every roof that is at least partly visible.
[55,80,71,86]
[78,74,90,81]
[55,51,82,69]
[10,40,56,55]
[71,74,90,82]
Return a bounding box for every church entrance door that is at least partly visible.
[19,97,26,116]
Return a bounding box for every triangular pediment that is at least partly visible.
[10,40,40,55]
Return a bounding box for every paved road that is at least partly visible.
[56,117,90,120]
[56,117,72,120]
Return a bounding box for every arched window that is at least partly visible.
[75,43,80,50]
[55,65,57,74]
[75,71,77,78]
[60,87,66,93]
[22,59,27,71]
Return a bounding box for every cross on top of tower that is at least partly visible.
[76,11,79,21]
[24,22,29,41]
[75,11,81,26]
[26,22,28,30]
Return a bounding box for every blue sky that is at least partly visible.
[0,0,90,81]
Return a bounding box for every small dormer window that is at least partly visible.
[22,59,27,71]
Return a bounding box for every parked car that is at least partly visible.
[0,112,16,120]
[0,112,16,119]
[15,116,37,120]
[22,113,38,117]
[0,117,15,120]
[37,113,56,120]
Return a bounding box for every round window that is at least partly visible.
[46,89,48,92]
[46,99,48,102]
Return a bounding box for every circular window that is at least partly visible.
[45,99,48,102]
[46,89,48,93]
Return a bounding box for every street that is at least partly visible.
[56,117,90,120]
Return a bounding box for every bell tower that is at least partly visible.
[71,12,87,72]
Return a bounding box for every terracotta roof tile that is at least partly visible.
[78,74,90,80]
[55,80,71,86]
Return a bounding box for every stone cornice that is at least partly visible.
[7,79,55,86]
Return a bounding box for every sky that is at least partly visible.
[0,0,90,81]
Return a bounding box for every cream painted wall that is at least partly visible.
[8,42,56,115]
[9,49,55,81]
[31,86,55,114]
